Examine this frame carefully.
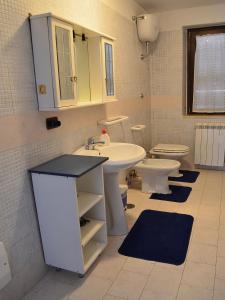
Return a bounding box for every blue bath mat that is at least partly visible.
[118,210,193,265]
[169,170,200,183]
[150,185,192,203]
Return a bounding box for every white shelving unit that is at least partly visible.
[30,156,107,276]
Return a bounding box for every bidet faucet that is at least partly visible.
[85,137,105,150]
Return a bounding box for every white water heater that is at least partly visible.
[136,14,159,43]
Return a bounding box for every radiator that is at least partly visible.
[195,123,225,167]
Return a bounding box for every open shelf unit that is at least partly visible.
[30,162,107,276]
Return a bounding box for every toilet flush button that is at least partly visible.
[0,242,11,290]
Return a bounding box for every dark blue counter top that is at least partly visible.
[29,154,108,178]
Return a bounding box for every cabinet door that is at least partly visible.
[50,19,77,107]
[101,38,116,100]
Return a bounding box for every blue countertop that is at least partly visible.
[29,154,108,178]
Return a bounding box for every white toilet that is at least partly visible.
[135,159,181,194]
[149,144,190,177]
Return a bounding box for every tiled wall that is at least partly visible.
[150,4,225,167]
[0,1,150,299]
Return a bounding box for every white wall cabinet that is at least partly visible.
[30,13,116,111]
[30,155,108,276]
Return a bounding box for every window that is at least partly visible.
[186,25,225,114]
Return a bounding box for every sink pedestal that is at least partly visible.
[104,172,128,236]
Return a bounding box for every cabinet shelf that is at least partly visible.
[81,219,105,247]
[83,241,106,272]
[78,192,103,217]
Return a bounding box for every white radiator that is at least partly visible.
[195,123,225,167]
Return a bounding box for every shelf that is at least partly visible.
[83,241,106,272]
[78,192,103,217]
[81,219,105,247]
[97,115,128,126]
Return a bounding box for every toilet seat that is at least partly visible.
[138,159,180,171]
[152,144,190,154]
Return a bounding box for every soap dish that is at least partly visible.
[131,125,146,131]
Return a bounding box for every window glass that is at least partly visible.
[55,26,74,100]
[104,43,114,96]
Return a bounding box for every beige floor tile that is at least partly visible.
[192,227,218,246]
[194,216,220,230]
[103,236,125,256]
[68,275,112,300]
[144,263,183,297]
[91,253,126,280]
[122,257,154,275]
[182,261,215,289]
[220,212,225,225]
[103,295,126,300]
[23,277,74,300]
[108,270,148,300]
[213,291,225,300]
[177,283,213,300]
[213,278,225,300]
[140,289,176,300]
[214,278,225,293]
[219,225,225,239]
[216,257,225,280]
[217,239,225,257]
[187,242,217,265]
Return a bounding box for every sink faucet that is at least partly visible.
[85,137,105,150]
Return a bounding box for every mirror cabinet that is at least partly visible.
[30,13,116,111]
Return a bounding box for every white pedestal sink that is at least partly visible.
[74,143,146,235]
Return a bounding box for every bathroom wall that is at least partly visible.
[0,1,150,299]
[150,3,225,167]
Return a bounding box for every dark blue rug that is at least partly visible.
[169,170,200,183]
[150,185,192,203]
[118,210,194,265]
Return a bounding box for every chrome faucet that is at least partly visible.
[85,137,105,150]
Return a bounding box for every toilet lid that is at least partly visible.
[153,144,190,153]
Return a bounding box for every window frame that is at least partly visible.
[186,25,225,115]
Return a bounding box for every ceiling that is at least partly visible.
[135,0,225,12]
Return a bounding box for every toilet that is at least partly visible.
[149,144,190,177]
[135,159,181,194]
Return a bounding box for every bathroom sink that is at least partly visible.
[75,143,146,173]
[74,143,146,236]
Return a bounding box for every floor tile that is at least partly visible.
[103,295,126,300]
[217,239,225,257]
[91,253,125,280]
[139,289,176,300]
[144,263,183,297]
[192,227,218,246]
[213,278,225,300]
[108,270,148,300]
[182,261,215,289]
[187,242,217,265]
[177,283,213,300]
[23,276,74,300]
[122,257,154,275]
[68,275,112,300]
[216,257,225,280]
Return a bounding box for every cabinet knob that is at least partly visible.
[70,76,77,82]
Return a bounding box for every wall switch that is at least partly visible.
[46,117,61,130]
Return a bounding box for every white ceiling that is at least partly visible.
[135,0,225,12]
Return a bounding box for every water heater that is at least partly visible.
[136,14,159,43]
